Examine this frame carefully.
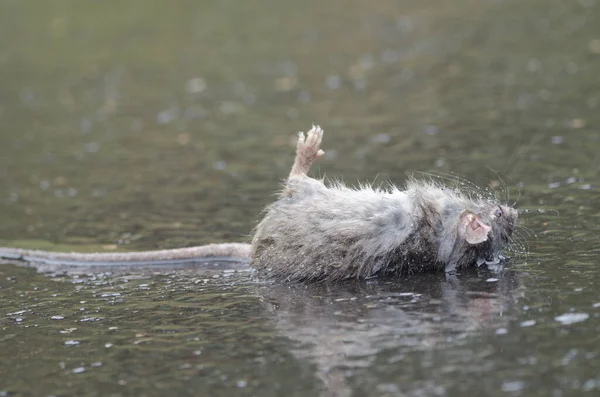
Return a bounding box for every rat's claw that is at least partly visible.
[305,125,323,149]
[290,125,325,177]
[297,131,306,144]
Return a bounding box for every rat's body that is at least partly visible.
[250,126,517,281]
[0,126,517,281]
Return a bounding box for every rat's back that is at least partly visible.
[251,176,423,281]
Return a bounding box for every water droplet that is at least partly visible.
[100,293,121,298]
[554,312,589,325]
[502,381,525,392]
[583,378,599,391]
[520,320,536,327]
[79,317,103,323]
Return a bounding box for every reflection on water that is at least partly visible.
[261,270,524,397]
[1,0,600,395]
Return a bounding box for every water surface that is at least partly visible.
[1,0,600,396]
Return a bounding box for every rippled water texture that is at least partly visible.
[1,0,600,396]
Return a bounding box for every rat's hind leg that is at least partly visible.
[289,125,325,178]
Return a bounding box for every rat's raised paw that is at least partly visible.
[290,125,325,177]
[297,125,325,159]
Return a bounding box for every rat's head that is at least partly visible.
[439,202,518,269]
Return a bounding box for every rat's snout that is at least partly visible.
[497,205,518,240]
[500,205,518,222]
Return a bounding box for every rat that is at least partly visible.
[0,126,517,281]
[251,126,517,281]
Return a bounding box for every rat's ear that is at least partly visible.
[460,212,491,245]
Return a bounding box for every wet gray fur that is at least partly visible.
[251,127,517,282]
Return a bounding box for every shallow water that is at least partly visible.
[1,0,600,396]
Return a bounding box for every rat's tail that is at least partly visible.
[0,243,251,273]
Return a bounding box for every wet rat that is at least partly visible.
[0,126,517,281]
[251,126,517,281]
